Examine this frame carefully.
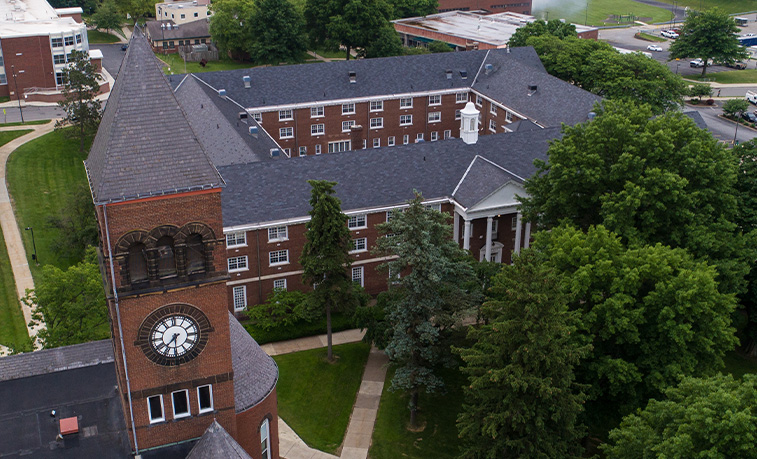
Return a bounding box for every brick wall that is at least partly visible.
[235,388,280,459]
[0,36,56,100]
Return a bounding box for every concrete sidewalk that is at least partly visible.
[261,328,366,356]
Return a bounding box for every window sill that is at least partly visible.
[228,267,249,273]
[428,120,441,124]
[226,244,248,249]
[149,419,165,425]
[400,124,412,127]
[370,126,383,130]
[349,249,368,254]
[234,306,247,312]
[173,413,191,420]
[268,237,288,243]
[269,262,290,267]
[342,113,356,116]
[198,409,215,415]
[311,133,324,136]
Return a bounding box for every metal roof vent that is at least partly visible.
[218,89,227,97]
[161,23,166,29]
[249,126,258,136]
[527,84,537,96]
[175,24,179,29]
[270,148,280,157]
[349,71,356,84]
[445,69,452,79]
[588,112,596,120]
[484,64,493,74]
[460,70,468,80]
[238,111,247,119]
[242,75,251,88]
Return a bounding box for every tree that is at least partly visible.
[427,40,452,53]
[527,35,613,84]
[246,288,309,330]
[734,138,757,356]
[47,184,98,262]
[373,193,476,427]
[536,225,738,411]
[209,0,255,59]
[328,0,394,59]
[248,0,307,64]
[387,0,436,19]
[303,0,337,49]
[508,19,577,48]
[669,8,749,77]
[520,100,749,296]
[363,23,405,58]
[300,180,355,361]
[723,98,749,119]
[24,247,108,349]
[688,81,712,102]
[602,374,757,459]
[91,0,121,35]
[56,49,102,152]
[455,252,589,459]
[118,0,154,21]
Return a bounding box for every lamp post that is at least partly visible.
[675,59,680,74]
[10,65,23,123]
[25,227,38,265]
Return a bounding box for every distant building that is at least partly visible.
[145,19,211,54]
[155,0,212,25]
[0,0,108,101]
[393,11,598,51]
[437,0,531,14]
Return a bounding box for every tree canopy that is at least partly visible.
[387,0,437,19]
[456,252,589,459]
[536,225,738,411]
[25,247,108,349]
[372,193,476,427]
[248,0,307,64]
[91,0,121,35]
[669,8,749,77]
[209,0,255,59]
[508,19,577,48]
[603,374,757,458]
[520,100,749,295]
[56,49,102,152]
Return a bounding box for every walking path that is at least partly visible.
[0,122,55,347]
[263,329,388,459]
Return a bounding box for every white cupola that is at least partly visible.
[460,101,480,145]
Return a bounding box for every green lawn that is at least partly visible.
[533,0,672,26]
[370,364,466,459]
[6,128,91,275]
[312,47,347,60]
[87,29,121,44]
[689,69,757,84]
[274,342,371,454]
[0,120,50,128]
[158,51,315,75]
[636,32,667,42]
[653,0,756,15]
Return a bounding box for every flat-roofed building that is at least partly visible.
[155,0,212,25]
[437,0,531,14]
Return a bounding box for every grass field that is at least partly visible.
[313,47,347,59]
[274,342,371,454]
[0,120,50,128]
[6,128,91,276]
[689,69,757,84]
[636,32,666,42]
[87,29,121,44]
[158,51,315,75]
[653,0,757,15]
[532,0,673,26]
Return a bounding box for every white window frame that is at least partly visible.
[475,95,483,106]
[370,117,383,129]
[315,144,322,155]
[491,219,499,240]
[328,140,351,153]
[489,119,497,132]
[342,103,355,115]
[311,106,324,118]
[148,395,164,424]
[505,110,513,123]
[444,129,452,139]
[416,133,424,142]
[400,115,412,126]
[373,138,380,148]
[511,216,518,230]
[428,94,441,106]
[311,123,325,136]
[350,238,367,253]
[269,250,289,266]
[299,146,307,157]
[388,136,395,146]
[279,127,293,139]
[233,285,247,311]
[279,109,293,121]
[490,104,498,116]
[352,266,364,286]
[261,418,271,459]
[455,109,461,120]
[228,256,248,272]
[430,131,438,141]
[226,232,246,247]
[273,278,287,290]
[403,134,409,145]
[252,112,262,122]
[400,97,413,108]
[172,390,191,419]
[197,385,214,414]
[456,92,468,103]
[268,225,288,241]
[370,100,383,112]
[348,214,367,229]
[342,120,355,132]
[428,112,441,123]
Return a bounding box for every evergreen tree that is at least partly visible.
[56,49,102,152]
[456,252,589,459]
[300,180,355,361]
[374,193,476,427]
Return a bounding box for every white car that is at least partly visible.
[647,44,663,52]
[745,33,756,37]
[661,30,679,39]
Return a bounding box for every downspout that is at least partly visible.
[256,229,263,304]
[102,204,139,454]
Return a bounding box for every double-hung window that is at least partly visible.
[311,123,325,135]
[226,232,246,247]
[489,119,497,132]
[373,138,380,148]
[400,97,413,108]
[348,214,367,229]
[370,100,383,112]
[352,266,364,286]
[299,146,307,156]
[279,109,293,121]
[370,117,383,129]
[279,127,293,139]
[351,238,367,253]
[428,112,441,123]
[388,136,395,146]
[64,36,74,46]
[456,92,468,103]
[430,131,438,141]
[311,106,324,117]
[428,94,441,105]
[342,120,355,132]
[400,115,412,126]
[76,34,82,44]
[233,286,247,311]
[273,278,287,290]
[268,226,287,241]
[342,103,355,115]
[261,419,271,459]
[455,109,461,120]
[505,110,513,123]
[403,134,409,145]
[269,250,289,265]
[444,130,452,139]
[475,95,483,106]
[53,54,65,64]
[228,256,248,272]
[416,133,424,142]
[490,104,498,116]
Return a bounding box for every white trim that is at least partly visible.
[197,385,214,414]
[469,89,530,126]
[233,285,247,311]
[228,255,249,272]
[471,50,491,86]
[171,390,191,419]
[148,395,165,424]
[225,256,399,286]
[273,278,287,290]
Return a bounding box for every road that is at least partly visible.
[685,103,757,144]
[0,105,65,124]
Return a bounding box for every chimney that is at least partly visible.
[460,102,480,145]
[349,71,356,84]
[242,75,251,88]
[445,69,452,79]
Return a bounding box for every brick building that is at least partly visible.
[0,0,108,101]
[437,0,531,14]
[145,18,211,54]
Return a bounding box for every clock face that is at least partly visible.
[136,304,212,366]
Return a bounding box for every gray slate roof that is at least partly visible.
[452,156,518,209]
[145,19,211,41]
[0,339,113,382]
[85,30,224,204]
[229,312,278,413]
[220,127,561,227]
[175,75,281,166]
[186,420,252,459]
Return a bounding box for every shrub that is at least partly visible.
[246,288,309,330]
[706,98,715,105]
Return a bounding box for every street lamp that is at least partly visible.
[10,65,23,123]
[675,59,680,74]
[25,227,38,265]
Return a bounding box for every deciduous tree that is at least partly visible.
[47,183,98,262]
[92,0,121,35]
[24,247,108,348]
[723,98,749,119]
[248,0,306,64]
[56,49,102,152]
[373,193,476,427]
[456,252,589,459]
[300,180,356,361]
[602,374,757,459]
[363,23,404,58]
[669,8,749,77]
[387,0,436,19]
[328,0,393,60]
[209,0,254,59]
[508,19,577,48]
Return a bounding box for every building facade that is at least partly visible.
[155,0,212,25]
[437,0,531,14]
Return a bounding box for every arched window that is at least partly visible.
[260,418,271,459]
[128,243,148,283]
[186,234,205,274]
[156,236,177,278]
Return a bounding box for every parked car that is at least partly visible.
[725,60,748,69]
[690,58,710,68]
[647,44,663,52]
[744,33,756,37]
[742,111,757,123]
[661,30,679,39]
[747,90,757,104]
[121,43,129,51]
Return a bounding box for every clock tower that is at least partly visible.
[85,33,241,453]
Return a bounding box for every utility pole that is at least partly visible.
[11,65,24,123]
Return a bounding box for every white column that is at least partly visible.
[513,212,523,256]
[524,222,531,249]
[453,211,460,243]
[485,216,493,262]
[463,219,472,251]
